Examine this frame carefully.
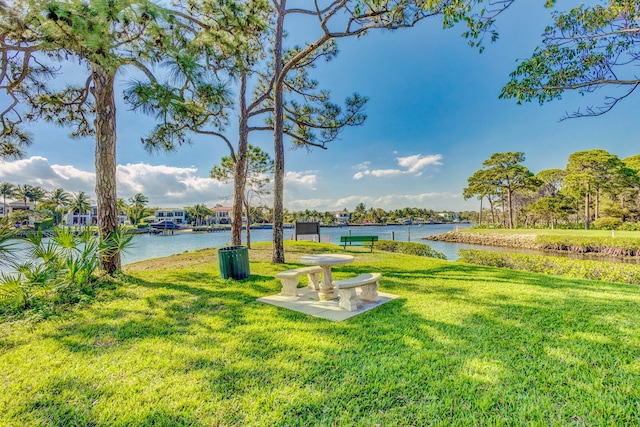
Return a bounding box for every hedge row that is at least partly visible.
[377,240,446,259]
[458,249,640,285]
[535,235,640,257]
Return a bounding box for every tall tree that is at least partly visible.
[128,1,367,255]
[14,184,34,209]
[563,149,627,229]
[464,168,500,225]
[481,152,538,229]
[127,192,149,226]
[44,187,71,225]
[501,1,640,118]
[125,0,269,249]
[68,191,93,224]
[266,0,520,262]
[0,0,231,273]
[211,144,274,248]
[0,182,15,218]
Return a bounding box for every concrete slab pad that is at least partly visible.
[257,286,399,321]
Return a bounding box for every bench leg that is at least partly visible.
[306,272,321,290]
[338,288,358,311]
[361,282,379,302]
[279,277,300,297]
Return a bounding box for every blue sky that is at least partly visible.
[1,1,637,212]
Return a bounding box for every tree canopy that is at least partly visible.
[501,1,640,118]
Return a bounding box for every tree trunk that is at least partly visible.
[92,64,120,274]
[489,198,495,224]
[244,199,251,249]
[231,73,249,246]
[595,188,600,220]
[478,197,483,225]
[507,187,514,229]
[272,1,286,264]
[585,192,591,230]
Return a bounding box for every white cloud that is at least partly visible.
[0,156,229,207]
[0,156,94,192]
[353,171,367,180]
[370,169,403,178]
[396,154,443,173]
[352,153,443,180]
[284,171,317,189]
[352,161,371,170]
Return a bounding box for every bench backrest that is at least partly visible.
[340,235,378,243]
[295,222,320,241]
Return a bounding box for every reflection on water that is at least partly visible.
[122,224,640,265]
[2,224,637,274]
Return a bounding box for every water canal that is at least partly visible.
[122,223,640,265]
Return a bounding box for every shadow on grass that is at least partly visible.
[22,374,205,427]
[9,249,640,425]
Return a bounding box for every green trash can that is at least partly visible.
[218,246,250,280]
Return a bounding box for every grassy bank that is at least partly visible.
[2,242,639,426]
[462,228,640,238]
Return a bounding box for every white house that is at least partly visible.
[153,208,187,224]
[65,206,127,226]
[211,206,233,224]
[334,210,350,225]
[1,202,35,224]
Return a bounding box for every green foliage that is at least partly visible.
[534,234,640,257]
[0,227,132,313]
[34,217,54,230]
[592,217,623,230]
[500,2,640,118]
[2,242,640,425]
[458,249,640,285]
[376,240,446,259]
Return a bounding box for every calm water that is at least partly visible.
[122,224,488,264]
[2,224,635,273]
[121,224,640,265]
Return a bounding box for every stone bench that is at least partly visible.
[334,273,381,311]
[275,266,323,296]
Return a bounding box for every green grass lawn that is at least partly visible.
[2,241,639,426]
[465,227,640,238]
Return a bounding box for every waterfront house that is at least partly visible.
[334,210,350,225]
[153,208,187,225]
[211,206,233,224]
[65,206,127,226]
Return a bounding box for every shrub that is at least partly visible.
[34,218,55,230]
[534,235,640,256]
[0,227,132,313]
[377,240,446,259]
[592,217,623,230]
[458,249,640,285]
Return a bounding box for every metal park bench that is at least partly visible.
[340,235,378,252]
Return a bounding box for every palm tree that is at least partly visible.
[68,192,94,225]
[127,193,149,225]
[14,184,34,209]
[117,198,129,223]
[28,186,47,209]
[0,182,15,219]
[45,188,71,225]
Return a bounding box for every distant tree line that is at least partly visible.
[464,150,640,229]
[284,204,472,225]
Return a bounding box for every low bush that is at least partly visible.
[34,218,55,230]
[619,222,640,231]
[377,240,446,259]
[534,234,640,256]
[0,227,132,315]
[592,217,623,230]
[458,249,640,285]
